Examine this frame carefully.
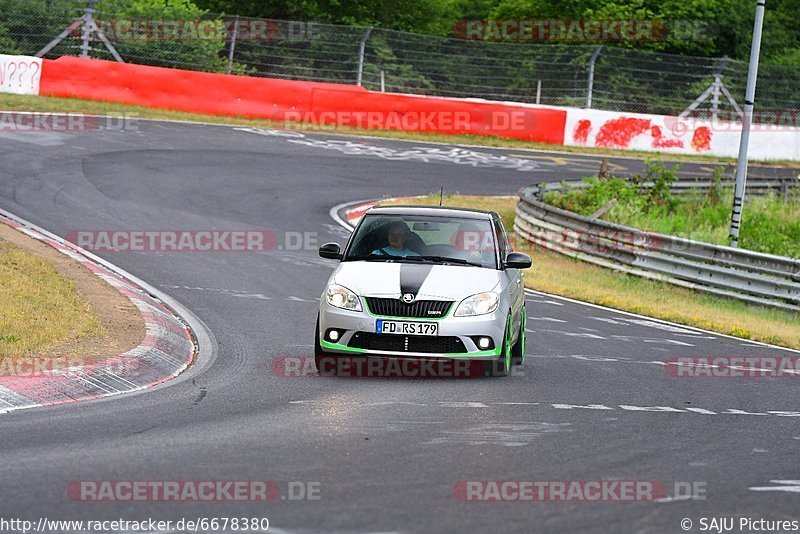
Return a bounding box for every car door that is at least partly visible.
[493,216,523,335]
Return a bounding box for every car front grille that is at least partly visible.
[365,297,453,318]
[348,332,467,354]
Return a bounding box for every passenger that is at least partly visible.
[453,222,494,265]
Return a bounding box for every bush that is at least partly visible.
[545,160,679,216]
[543,163,800,258]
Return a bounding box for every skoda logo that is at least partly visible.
[401,293,415,304]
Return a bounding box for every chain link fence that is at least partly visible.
[2,0,799,120]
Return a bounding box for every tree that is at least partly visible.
[90,0,230,72]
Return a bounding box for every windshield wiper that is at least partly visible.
[346,255,391,262]
[346,255,425,263]
[347,255,483,267]
[417,255,484,267]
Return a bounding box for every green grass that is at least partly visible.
[545,169,800,258]
[0,239,104,356]
[378,194,800,350]
[3,93,799,167]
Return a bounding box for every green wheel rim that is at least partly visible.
[520,307,526,363]
[504,314,512,371]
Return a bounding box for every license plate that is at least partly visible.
[376,320,439,336]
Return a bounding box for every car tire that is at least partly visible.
[511,307,526,366]
[314,314,335,375]
[487,314,512,377]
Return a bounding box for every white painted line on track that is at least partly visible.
[610,335,694,346]
[524,289,800,354]
[749,480,800,493]
[536,329,606,339]
[527,316,566,323]
[590,316,626,325]
[289,400,800,418]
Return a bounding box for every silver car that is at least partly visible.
[316,206,531,377]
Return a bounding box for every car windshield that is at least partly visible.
[344,213,498,269]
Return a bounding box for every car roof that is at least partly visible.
[365,205,496,220]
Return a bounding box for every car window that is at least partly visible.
[345,213,498,268]
[492,217,509,260]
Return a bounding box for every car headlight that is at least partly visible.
[326,284,362,311]
[454,292,499,317]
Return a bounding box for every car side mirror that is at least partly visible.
[504,252,532,269]
[319,242,343,260]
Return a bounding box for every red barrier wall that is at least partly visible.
[40,56,566,144]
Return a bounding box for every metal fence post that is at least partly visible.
[79,0,98,58]
[356,27,373,86]
[37,0,123,61]
[585,46,602,109]
[711,57,729,121]
[711,75,721,121]
[227,16,239,75]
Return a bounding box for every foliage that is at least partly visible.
[545,160,678,214]
[0,0,231,72]
[4,0,800,66]
[1,0,798,113]
[490,0,800,63]
[544,163,800,258]
[190,0,800,65]
[195,0,463,35]
[92,0,230,72]
[0,0,75,56]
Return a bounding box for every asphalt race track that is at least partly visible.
[1,121,798,533]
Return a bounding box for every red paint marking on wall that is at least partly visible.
[595,117,651,148]
[691,126,712,151]
[649,124,684,148]
[652,138,684,148]
[573,119,592,144]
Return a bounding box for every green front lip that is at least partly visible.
[320,339,501,357]
[320,340,366,353]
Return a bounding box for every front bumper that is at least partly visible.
[318,301,505,360]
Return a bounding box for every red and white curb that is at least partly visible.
[334,196,420,228]
[343,201,377,227]
[0,211,197,414]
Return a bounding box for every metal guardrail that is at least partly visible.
[530,175,800,198]
[514,180,800,312]
[670,179,798,197]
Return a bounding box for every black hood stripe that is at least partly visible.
[399,263,434,296]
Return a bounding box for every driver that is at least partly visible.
[371,220,419,257]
